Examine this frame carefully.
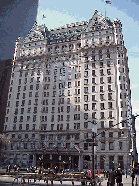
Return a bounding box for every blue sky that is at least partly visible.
[37,0,139,153]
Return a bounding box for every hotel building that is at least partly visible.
[3,10,132,171]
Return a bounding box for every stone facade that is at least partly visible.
[2,10,132,171]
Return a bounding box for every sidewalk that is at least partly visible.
[101,174,136,186]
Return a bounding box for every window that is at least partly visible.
[36,84,39,90]
[100,103,104,110]
[100,86,103,92]
[19,124,22,130]
[84,71,88,77]
[92,78,95,84]
[66,123,69,130]
[28,100,31,105]
[26,124,29,130]
[16,101,19,107]
[100,62,103,68]
[23,93,26,99]
[108,77,111,83]
[92,70,95,76]
[33,115,36,122]
[67,98,70,104]
[119,142,122,150]
[68,82,71,88]
[23,86,26,91]
[24,78,27,84]
[66,143,70,149]
[100,69,103,76]
[84,87,88,93]
[92,103,96,110]
[92,112,96,119]
[108,102,112,109]
[100,77,103,84]
[107,69,111,75]
[21,108,24,114]
[29,92,32,97]
[84,143,88,150]
[108,85,112,91]
[25,134,28,139]
[109,132,113,137]
[109,142,114,150]
[92,86,95,92]
[13,124,16,130]
[101,142,105,150]
[84,104,88,111]
[67,106,70,113]
[20,116,23,122]
[17,93,20,99]
[92,63,95,68]
[84,122,88,129]
[100,112,104,119]
[101,131,105,137]
[92,95,95,101]
[24,143,27,149]
[108,93,112,100]
[109,111,112,118]
[107,61,110,67]
[101,121,104,128]
[84,95,88,102]
[100,94,104,100]
[109,121,113,127]
[84,113,88,120]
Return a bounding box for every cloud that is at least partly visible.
[131,84,138,89]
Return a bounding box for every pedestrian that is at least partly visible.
[125,169,127,178]
[8,164,11,173]
[6,165,8,172]
[109,168,116,186]
[115,167,122,186]
[17,166,20,173]
[131,168,135,186]
[14,164,17,172]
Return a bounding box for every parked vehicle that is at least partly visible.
[27,166,37,173]
[48,169,56,174]
[62,169,75,174]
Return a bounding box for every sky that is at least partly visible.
[36,0,139,154]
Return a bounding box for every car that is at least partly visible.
[48,169,56,174]
[62,169,75,174]
[27,166,37,173]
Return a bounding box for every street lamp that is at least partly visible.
[88,121,97,185]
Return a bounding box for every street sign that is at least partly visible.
[86,138,93,142]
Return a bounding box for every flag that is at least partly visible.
[105,1,111,4]
[63,143,68,154]
[42,143,47,155]
[73,144,80,153]
[43,14,46,19]
[33,143,38,154]
[53,145,59,155]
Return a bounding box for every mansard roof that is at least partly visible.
[24,22,45,43]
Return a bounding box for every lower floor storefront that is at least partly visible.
[2,151,132,172]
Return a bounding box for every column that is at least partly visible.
[33,155,36,166]
[114,155,118,169]
[105,155,109,170]
[78,154,82,172]
[97,155,100,170]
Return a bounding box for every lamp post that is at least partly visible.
[92,132,95,185]
[88,121,97,185]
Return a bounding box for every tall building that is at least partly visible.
[3,10,132,171]
[0,59,12,133]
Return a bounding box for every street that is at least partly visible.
[0,174,139,185]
